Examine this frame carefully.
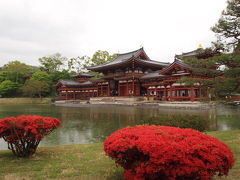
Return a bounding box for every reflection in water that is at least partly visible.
[0,104,239,150]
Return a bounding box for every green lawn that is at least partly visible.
[0,130,239,180]
[0,98,51,104]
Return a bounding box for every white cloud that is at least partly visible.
[0,0,227,66]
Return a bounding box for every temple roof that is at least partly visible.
[176,50,198,58]
[57,79,94,87]
[175,47,203,59]
[140,70,166,80]
[79,80,94,86]
[71,72,95,78]
[159,59,191,75]
[137,59,170,66]
[87,48,168,71]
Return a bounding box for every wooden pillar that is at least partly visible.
[155,86,157,99]
[147,89,150,101]
[191,87,194,102]
[66,91,68,100]
[132,78,135,96]
[200,88,202,99]
[164,87,167,101]
[108,83,110,96]
[73,91,76,100]
[101,84,103,96]
[126,81,129,96]
[118,82,120,96]
[170,86,172,101]
[97,86,99,96]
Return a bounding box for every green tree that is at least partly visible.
[181,0,240,99]
[211,0,240,49]
[50,70,74,84]
[0,80,20,97]
[39,53,67,73]
[67,56,91,72]
[215,48,240,96]
[0,71,7,83]
[31,71,51,82]
[91,50,117,66]
[2,61,32,84]
[22,79,50,98]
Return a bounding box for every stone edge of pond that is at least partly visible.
[54,100,216,110]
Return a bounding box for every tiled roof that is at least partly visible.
[71,72,95,78]
[140,70,166,79]
[87,48,144,70]
[79,80,94,86]
[87,48,168,71]
[57,79,94,87]
[175,49,199,59]
[58,80,82,86]
[138,59,170,67]
[159,59,191,74]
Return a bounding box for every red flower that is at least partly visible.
[0,115,62,157]
[104,125,234,180]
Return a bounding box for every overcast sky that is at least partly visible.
[0,0,227,67]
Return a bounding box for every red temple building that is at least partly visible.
[56,48,212,102]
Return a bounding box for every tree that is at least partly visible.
[31,71,51,82]
[211,0,240,96]
[67,56,91,72]
[0,71,7,83]
[181,0,240,99]
[91,50,117,66]
[22,79,50,98]
[50,70,74,84]
[215,48,240,96]
[39,53,67,73]
[2,61,32,84]
[0,80,20,97]
[211,0,240,49]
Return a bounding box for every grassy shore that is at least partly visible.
[0,130,239,180]
[0,98,51,104]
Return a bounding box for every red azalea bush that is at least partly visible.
[104,125,234,180]
[0,115,62,157]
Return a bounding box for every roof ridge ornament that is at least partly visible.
[198,44,203,49]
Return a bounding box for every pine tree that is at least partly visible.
[181,0,240,99]
[211,0,240,49]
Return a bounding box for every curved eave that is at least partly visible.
[140,75,166,80]
[87,57,134,72]
[71,74,95,78]
[56,80,96,88]
[135,59,170,69]
[87,48,152,72]
[159,60,191,75]
[88,58,169,72]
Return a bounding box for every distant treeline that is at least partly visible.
[0,50,116,98]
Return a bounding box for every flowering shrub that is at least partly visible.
[104,125,234,180]
[0,115,61,157]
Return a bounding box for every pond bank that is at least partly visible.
[0,130,239,180]
[0,98,51,104]
[55,98,216,109]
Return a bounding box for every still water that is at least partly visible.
[0,104,239,150]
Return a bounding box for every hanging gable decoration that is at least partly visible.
[159,59,191,76]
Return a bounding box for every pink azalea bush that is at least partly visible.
[104,125,234,180]
[0,115,62,157]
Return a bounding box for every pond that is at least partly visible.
[0,104,239,150]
